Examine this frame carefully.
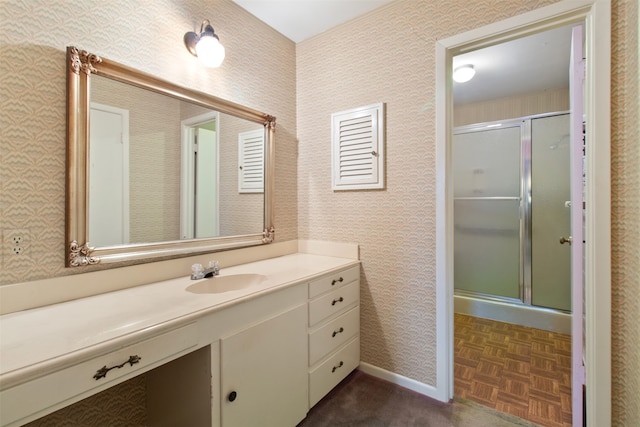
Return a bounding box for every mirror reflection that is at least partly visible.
[66,46,274,266]
[89,75,264,247]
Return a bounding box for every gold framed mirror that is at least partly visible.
[66,46,275,267]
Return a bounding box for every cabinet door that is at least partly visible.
[220,303,308,427]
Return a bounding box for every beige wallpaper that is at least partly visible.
[296,0,560,389]
[0,0,297,284]
[454,87,569,126]
[297,0,639,424]
[611,0,639,424]
[23,376,147,427]
[218,114,264,236]
[1,0,638,425]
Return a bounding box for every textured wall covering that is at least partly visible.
[0,0,295,423]
[454,87,569,126]
[296,0,559,389]
[611,0,640,424]
[0,0,297,284]
[1,0,639,425]
[218,114,264,236]
[23,376,147,427]
[298,1,640,423]
[92,77,183,243]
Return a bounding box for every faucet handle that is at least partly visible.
[191,263,204,280]
[208,260,220,275]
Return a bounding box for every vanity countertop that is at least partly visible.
[0,253,359,388]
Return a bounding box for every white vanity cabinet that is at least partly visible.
[0,252,361,427]
[307,265,360,408]
[0,323,200,427]
[220,303,308,427]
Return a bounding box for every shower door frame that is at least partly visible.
[453,111,570,311]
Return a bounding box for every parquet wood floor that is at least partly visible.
[454,313,572,427]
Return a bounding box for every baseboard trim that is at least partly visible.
[358,362,442,402]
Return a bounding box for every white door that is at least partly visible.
[195,128,219,237]
[89,103,129,247]
[569,24,586,427]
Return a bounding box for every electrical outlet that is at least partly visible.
[3,229,30,256]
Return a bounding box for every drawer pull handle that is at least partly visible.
[93,355,141,380]
[331,277,344,286]
[332,327,344,337]
[332,361,344,373]
[228,391,237,402]
[331,297,344,306]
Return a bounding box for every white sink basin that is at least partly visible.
[186,274,267,294]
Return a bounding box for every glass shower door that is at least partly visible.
[531,114,571,310]
[453,124,523,300]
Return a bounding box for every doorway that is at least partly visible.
[180,112,220,239]
[450,24,576,423]
[435,2,611,426]
[452,35,577,423]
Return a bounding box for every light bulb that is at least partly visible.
[453,65,476,83]
[195,36,225,68]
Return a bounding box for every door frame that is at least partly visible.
[180,111,220,239]
[435,0,611,425]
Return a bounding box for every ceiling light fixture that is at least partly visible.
[184,19,226,68]
[453,64,476,83]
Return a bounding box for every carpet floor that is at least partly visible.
[298,370,538,427]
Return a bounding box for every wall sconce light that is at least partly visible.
[453,64,476,83]
[184,19,225,68]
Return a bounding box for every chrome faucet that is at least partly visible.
[191,261,220,279]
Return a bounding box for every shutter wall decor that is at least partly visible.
[331,103,385,190]
[238,129,264,193]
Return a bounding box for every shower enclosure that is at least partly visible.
[453,112,572,332]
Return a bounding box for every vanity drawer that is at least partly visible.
[309,280,359,327]
[309,306,359,366]
[309,265,359,299]
[309,336,360,408]
[0,323,198,427]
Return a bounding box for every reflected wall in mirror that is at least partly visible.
[66,47,275,267]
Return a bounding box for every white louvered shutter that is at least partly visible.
[238,129,264,193]
[331,103,384,190]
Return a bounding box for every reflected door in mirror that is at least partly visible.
[89,103,130,247]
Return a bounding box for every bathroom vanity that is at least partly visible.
[0,48,367,426]
[0,253,360,426]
